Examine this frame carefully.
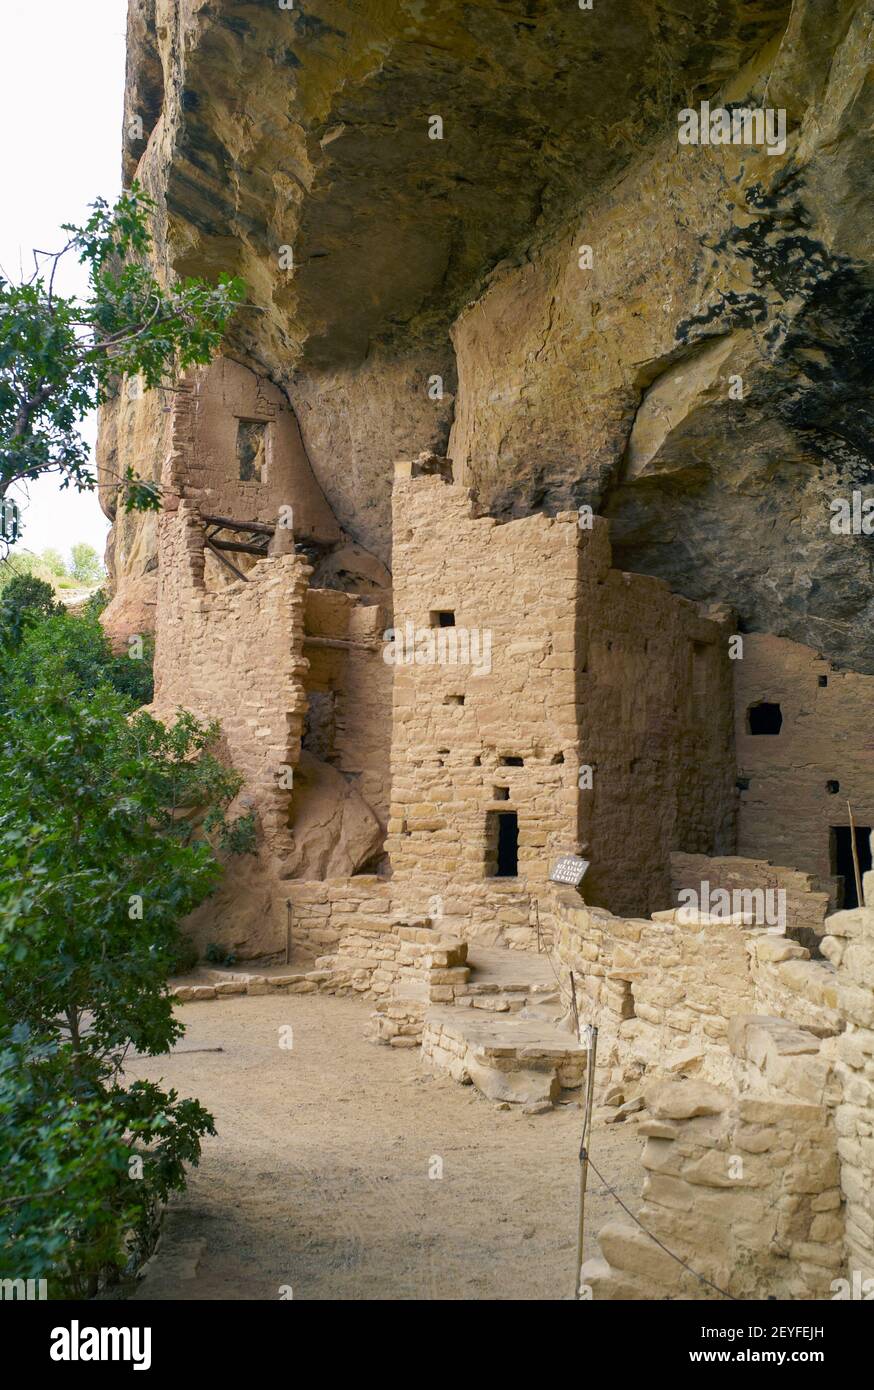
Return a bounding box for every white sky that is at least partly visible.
[1,0,128,563]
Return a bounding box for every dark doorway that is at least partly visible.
[748,702,783,734]
[486,810,518,877]
[831,825,872,910]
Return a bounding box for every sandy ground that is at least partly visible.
[125,993,643,1301]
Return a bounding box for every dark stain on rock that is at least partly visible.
[295,10,347,41]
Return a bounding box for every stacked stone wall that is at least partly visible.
[386,472,736,922]
[582,1018,841,1301]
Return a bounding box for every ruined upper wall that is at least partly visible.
[160,357,340,542]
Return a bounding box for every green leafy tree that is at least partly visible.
[0,603,253,1293]
[0,1043,214,1295]
[0,571,63,652]
[39,547,67,578]
[0,182,244,515]
[69,541,104,585]
[2,603,154,705]
[0,551,58,594]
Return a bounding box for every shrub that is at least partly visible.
[0,601,251,1294]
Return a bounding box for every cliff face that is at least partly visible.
[104,0,874,670]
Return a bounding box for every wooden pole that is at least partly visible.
[575,1023,598,1300]
[201,513,275,536]
[847,801,865,908]
[285,900,292,966]
[569,970,581,1043]
[205,537,249,583]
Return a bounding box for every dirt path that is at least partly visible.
[126,993,643,1301]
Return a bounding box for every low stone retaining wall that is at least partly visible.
[581,1015,841,1301]
[281,876,391,957]
[547,884,841,1091]
[422,1009,586,1106]
[824,887,874,1283]
[279,876,544,957]
[314,917,471,1046]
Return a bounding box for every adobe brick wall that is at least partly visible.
[385,471,736,923]
[735,634,874,896]
[385,474,584,906]
[161,357,341,546]
[154,502,310,856]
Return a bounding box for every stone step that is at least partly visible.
[460,944,565,1016]
[421,1005,587,1109]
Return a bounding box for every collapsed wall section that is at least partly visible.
[671,852,833,950]
[161,357,341,546]
[302,588,392,829]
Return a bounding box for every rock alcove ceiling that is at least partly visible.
[105,0,874,670]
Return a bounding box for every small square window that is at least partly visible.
[430,610,455,627]
[493,786,510,800]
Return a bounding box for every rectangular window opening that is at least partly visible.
[237,418,268,482]
[486,810,518,878]
[692,641,710,717]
